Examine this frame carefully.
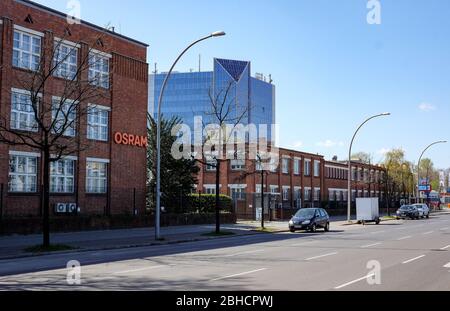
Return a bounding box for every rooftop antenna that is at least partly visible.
[199,54,201,72]
[153,63,158,74]
[269,74,273,84]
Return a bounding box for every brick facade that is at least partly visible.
[0,0,148,217]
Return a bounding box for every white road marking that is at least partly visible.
[397,236,412,241]
[291,241,316,247]
[361,242,382,248]
[402,255,426,264]
[444,263,450,269]
[113,265,166,275]
[440,227,449,231]
[423,231,434,235]
[370,231,385,235]
[224,249,265,257]
[440,245,450,250]
[305,252,338,261]
[210,268,267,282]
[335,273,376,290]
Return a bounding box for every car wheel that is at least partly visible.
[310,224,317,233]
[289,227,296,233]
[324,223,330,232]
[426,214,430,219]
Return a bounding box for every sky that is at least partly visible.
[32,0,450,169]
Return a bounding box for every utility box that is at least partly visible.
[356,198,380,224]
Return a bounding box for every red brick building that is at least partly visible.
[0,0,148,217]
[197,147,386,218]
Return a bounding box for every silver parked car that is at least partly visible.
[412,203,430,219]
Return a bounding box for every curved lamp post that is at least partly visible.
[347,112,391,223]
[155,31,226,240]
[417,140,447,203]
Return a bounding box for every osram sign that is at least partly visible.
[114,132,148,148]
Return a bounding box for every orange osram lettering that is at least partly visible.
[128,134,135,146]
[114,132,123,144]
[122,133,129,145]
[140,136,148,147]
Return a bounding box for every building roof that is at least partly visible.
[215,58,250,82]
[17,0,149,48]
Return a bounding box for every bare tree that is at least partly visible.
[0,32,110,247]
[195,80,249,234]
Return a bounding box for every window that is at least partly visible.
[13,29,41,71]
[314,161,320,177]
[270,185,279,194]
[54,42,78,80]
[282,187,290,201]
[304,160,311,176]
[294,159,300,175]
[230,187,245,200]
[313,188,321,201]
[231,159,245,171]
[294,188,302,200]
[206,160,216,171]
[86,161,107,193]
[87,106,109,141]
[11,90,38,132]
[50,159,75,193]
[8,154,38,193]
[204,186,216,195]
[352,167,357,181]
[89,52,110,89]
[304,188,311,201]
[52,98,77,137]
[329,190,336,201]
[282,158,289,174]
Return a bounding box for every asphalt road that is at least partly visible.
[0,214,449,291]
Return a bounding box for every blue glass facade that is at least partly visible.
[149,58,275,142]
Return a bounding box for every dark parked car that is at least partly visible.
[289,208,330,233]
[396,205,420,220]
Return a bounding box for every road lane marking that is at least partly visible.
[423,231,434,235]
[113,265,166,275]
[361,242,382,248]
[397,236,412,241]
[291,241,316,247]
[440,245,450,250]
[440,227,449,231]
[224,249,265,257]
[305,252,338,261]
[335,273,376,290]
[210,268,267,282]
[402,255,426,264]
[370,231,385,235]
[444,263,450,269]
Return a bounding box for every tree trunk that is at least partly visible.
[215,160,221,234]
[42,148,51,248]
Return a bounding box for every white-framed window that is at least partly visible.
[294,159,300,175]
[8,154,38,193]
[206,160,216,171]
[13,28,42,71]
[294,187,302,200]
[11,89,38,132]
[314,161,320,177]
[329,190,336,201]
[304,188,311,201]
[50,159,75,193]
[86,160,108,193]
[230,187,245,200]
[270,185,279,194]
[87,106,109,141]
[313,188,321,201]
[304,160,311,176]
[52,97,77,137]
[204,186,217,195]
[53,42,78,80]
[89,52,110,89]
[231,159,245,171]
[282,158,289,174]
[282,187,290,201]
[352,167,357,181]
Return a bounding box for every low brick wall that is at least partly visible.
[0,213,237,235]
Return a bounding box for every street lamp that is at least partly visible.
[416,140,447,204]
[347,112,391,223]
[155,31,226,240]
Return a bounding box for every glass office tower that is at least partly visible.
[149,58,275,143]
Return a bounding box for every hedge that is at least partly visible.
[187,194,233,214]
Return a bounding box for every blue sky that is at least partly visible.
[33,0,450,168]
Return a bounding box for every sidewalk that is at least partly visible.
[0,222,287,260]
